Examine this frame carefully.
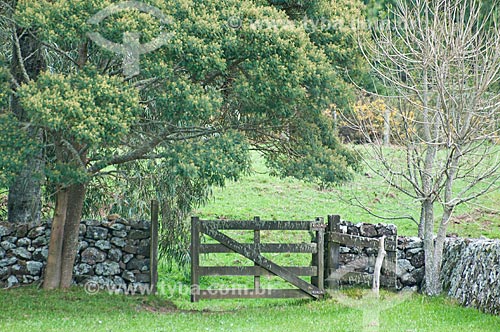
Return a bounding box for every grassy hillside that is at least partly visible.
[195,152,500,238]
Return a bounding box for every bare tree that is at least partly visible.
[352,0,500,295]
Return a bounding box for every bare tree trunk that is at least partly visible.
[372,236,386,297]
[43,187,68,290]
[422,199,439,295]
[383,109,390,146]
[60,183,87,288]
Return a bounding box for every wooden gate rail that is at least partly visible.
[325,215,397,289]
[191,217,325,302]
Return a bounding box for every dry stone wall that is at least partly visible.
[441,238,500,315]
[0,219,153,290]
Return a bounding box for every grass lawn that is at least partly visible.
[1,286,500,332]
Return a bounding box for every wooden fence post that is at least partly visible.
[316,217,324,290]
[191,216,200,302]
[326,215,341,289]
[253,216,261,292]
[150,200,159,295]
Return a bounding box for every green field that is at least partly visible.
[195,152,500,238]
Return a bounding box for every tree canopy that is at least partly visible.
[0,0,366,287]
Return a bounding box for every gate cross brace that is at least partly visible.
[201,225,324,299]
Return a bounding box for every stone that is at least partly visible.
[27,226,45,239]
[347,225,360,236]
[0,225,13,237]
[397,259,414,275]
[137,245,150,257]
[113,276,126,285]
[11,263,28,275]
[95,240,111,250]
[0,257,17,267]
[16,237,31,247]
[0,248,5,259]
[32,236,48,247]
[74,263,93,276]
[79,224,87,236]
[401,272,417,286]
[413,267,425,284]
[339,247,350,254]
[86,275,113,287]
[122,270,135,282]
[26,261,43,275]
[129,220,150,230]
[7,275,19,288]
[15,224,29,238]
[135,273,151,283]
[81,247,106,264]
[78,241,89,253]
[122,254,133,264]
[1,241,16,251]
[85,220,101,226]
[110,237,126,247]
[108,248,122,262]
[126,258,149,271]
[401,286,419,293]
[0,266,9,277]
[123,245,137,254]
[410,250,425,268]
[33,248,48,261]
[112,230,127,238]
[95,261,121,276]
[407,247,423,255]
[359,224,378,237]
[86,226,108,240]
[110,223,126,231]
[12,247,31,260]
[405,237,423,249]
[129,230,149,240]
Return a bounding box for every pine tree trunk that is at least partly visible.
[8,21,45,225]
[60,183,87,288]
[43,188,68,290]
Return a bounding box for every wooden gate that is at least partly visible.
[190,217,326,302]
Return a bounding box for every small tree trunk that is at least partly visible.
[422,199,441,295]
[418,205,425,238]
[43,188,68,290]
[60,183,87,288]
[383,109,390,146]
[372,236,386,297]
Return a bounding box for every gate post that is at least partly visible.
[191,216,200,302]
[150,200,159,295]
[325,215,341,289]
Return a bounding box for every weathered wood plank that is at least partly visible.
[329,232,397,251]
[198,266,318,277]
[201,219,312,230]
[199,289,312,300]
[199,243,318,254]
[190,217,200,303]
[200,225,324,299]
